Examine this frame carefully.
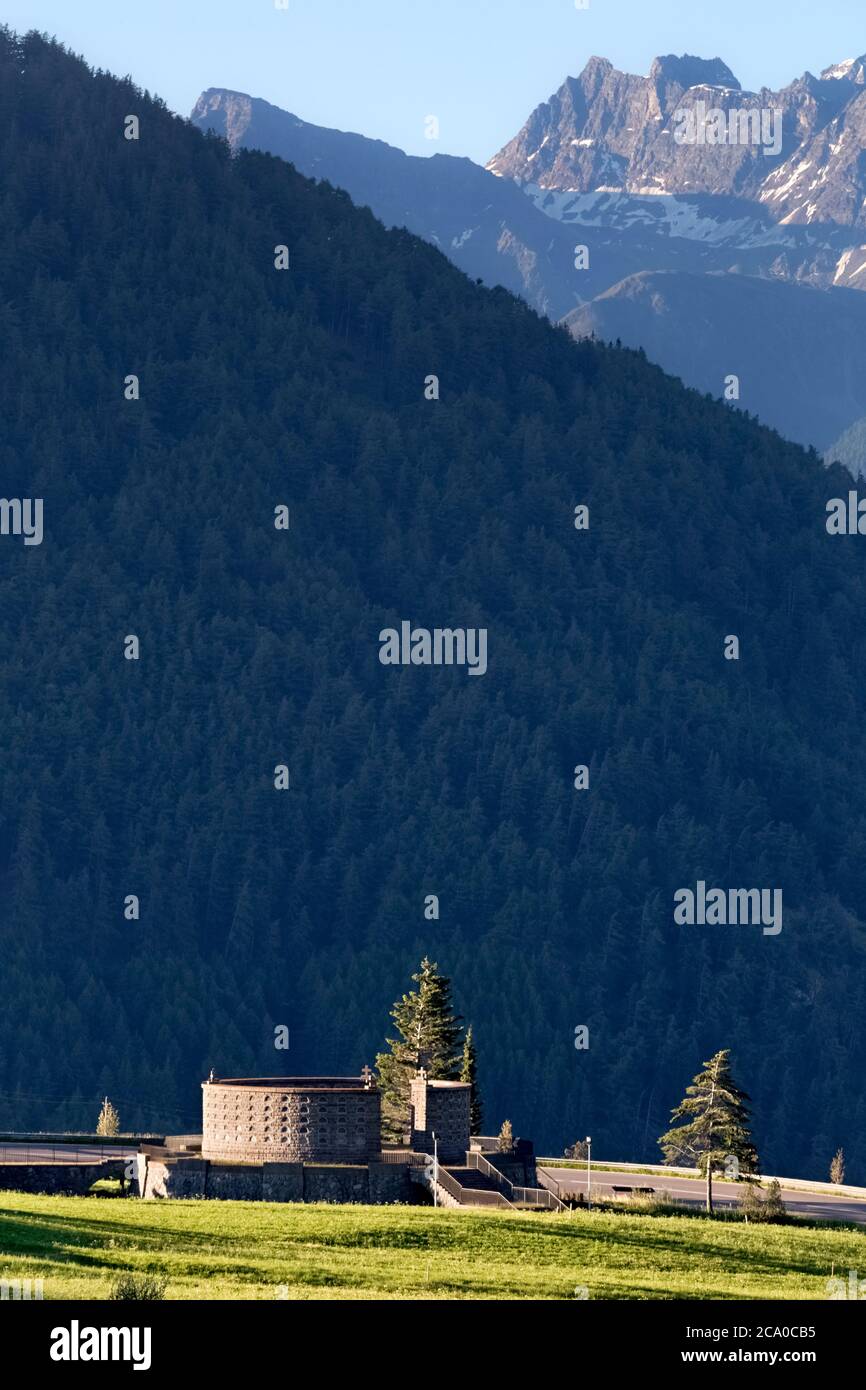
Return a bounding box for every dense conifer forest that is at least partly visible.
[1,29,865,1175]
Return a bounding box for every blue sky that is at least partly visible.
[7,0,866,161]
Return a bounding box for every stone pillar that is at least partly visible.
[410,1077,471,1162]
[409,1074,428,1139]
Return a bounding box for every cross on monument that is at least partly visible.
[361,1065,373,1088]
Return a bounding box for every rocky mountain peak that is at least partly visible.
[648,54,741,93]
[487,50,866,217]
[820,55,866,83]
[575,54,615,92]
[191,88,256,145]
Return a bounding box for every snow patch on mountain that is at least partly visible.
[451,228,476,249]
[524,186,800,248]
[834,247,866,282]
[821,56,866,83]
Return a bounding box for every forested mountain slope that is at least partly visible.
[1,30,865,1174]
[565,270,866,449]
[191,86,584,320]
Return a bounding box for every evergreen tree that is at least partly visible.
[763,1178,786,1221]
[497,1119,514,1153]
[738,1180,765,1221]
[830,1147,846,1184]
[737,1178,785,1223]
[659,1050,758,1212]
[96,1096,120,1137]
[460,1025,483,1134]
[375,958,463,1143]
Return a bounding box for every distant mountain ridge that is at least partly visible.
[192,61,866,451]
[486,51,866,224]
[483,52,866,449]
[191,88,585,320]
[565,271,866,449]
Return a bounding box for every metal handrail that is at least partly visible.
[413,1153,514,1208]
[468,1150,565,1211]
[454,1186,514,1207]
[468,1149,516,1195]
[0,1145,133,1165]
[511,1185,564,1210]
[536,1167,566,1202]
[417,1162,467,1205]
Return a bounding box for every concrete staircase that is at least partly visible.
[444,1165,509,1195]
[409,1158,511,1208]
[408,1162,465,1207]
[410,1150,566,1211]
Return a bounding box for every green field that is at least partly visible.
[0,1193,863,1300]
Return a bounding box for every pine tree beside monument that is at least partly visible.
[497,1119,514,1153]
[375,958,463,1143]
[96,1096,120,1137]
[460,1025,483,1134]
[659,1050,758,1213]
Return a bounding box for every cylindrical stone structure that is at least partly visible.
[201,1076,381,1163]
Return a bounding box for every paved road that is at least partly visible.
[541,1166,866,1225]
[0,1143,138,1165]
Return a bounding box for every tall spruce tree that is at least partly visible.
[460,1024,483,1134]
[96,1097,120,1137]
[659,1050,758,1212]
[375,958,463,1143]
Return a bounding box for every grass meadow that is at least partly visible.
[0,1191,863,1300]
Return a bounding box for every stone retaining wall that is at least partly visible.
[0,1161,125,1195]
[139,1154,415,1204]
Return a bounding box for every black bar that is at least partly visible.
[3,1298,859,1375]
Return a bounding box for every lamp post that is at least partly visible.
[586,1135,592,1209]
[432,1131,439,1208]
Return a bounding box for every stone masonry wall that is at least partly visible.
[0,1162,125,1196]
[410,1080,471,1162]
[139,1154,415,1204]
[202,1079,381,1164]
